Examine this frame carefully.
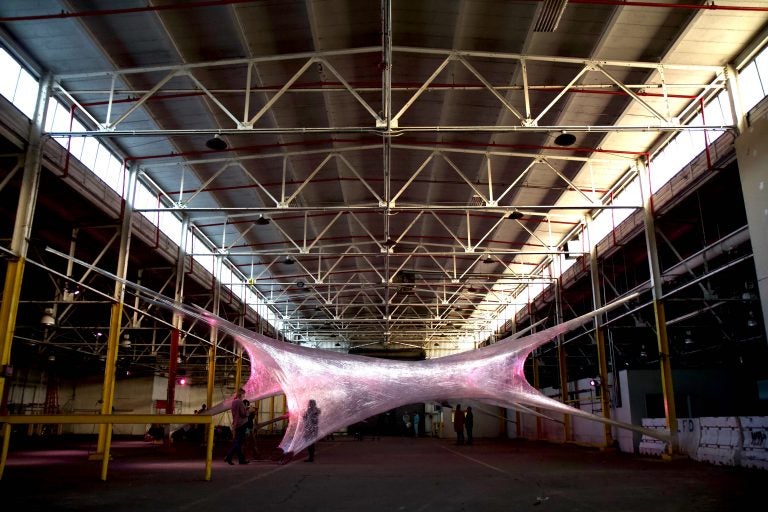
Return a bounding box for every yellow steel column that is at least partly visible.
[269,395,276,434]
[556,337,570,442]
[638,158,678,457]
[0,260,24,384]
[588,216,614,448]
[100,423,113,481]
[204,254,223,448]
[0,74,51,407]
[204,416,215,481]
[94,162,139,457]
[594,328,613,447]
[652,299,677,457]
[0,422,10,479]
[554,274,571,443]
[235,349,243,392]
[533,354,542,439]
[166,216,189,420]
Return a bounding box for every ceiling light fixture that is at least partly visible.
[256,215,270,225]
[483,255,495,264]
[40,307,56,327]
[282,256,295,265]
[554,131,576,147]
[63,282,80,301]
[205,134,228,151]
[508,210,524,220]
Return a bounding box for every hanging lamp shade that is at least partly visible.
[554,132,576,146]
[205,134,228,150]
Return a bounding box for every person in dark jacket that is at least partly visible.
[303,399,321,462]
[453,403,465,445]
[465,406,474,445]
[244,401,259,459]
[224,388,250,465]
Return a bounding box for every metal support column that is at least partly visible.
[725,64,746,135]
[532,354,542,439]
[205,254,222,446]
[93,162,139,466]
[0,74,51,409]
[638,158,678,457]
[554,272,571,443]
[168,216,190,417]
[588,217,614,448]
[234,351,243,392]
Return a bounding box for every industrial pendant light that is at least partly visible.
[205,134,228,151]
[554,131,576,147]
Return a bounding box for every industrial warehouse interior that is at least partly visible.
[1,1,768,510]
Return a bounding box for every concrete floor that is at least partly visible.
[1,434,766,511]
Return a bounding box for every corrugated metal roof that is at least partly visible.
[0,0,765,357]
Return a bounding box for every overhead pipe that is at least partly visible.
[569,0,768,12]
[0,0,258,22]
[557,250,755,349]
[662,226,751,282]
[49,124,730,138]
[3,0,765,23]
[59,92,214,179]
[60,81,713,98]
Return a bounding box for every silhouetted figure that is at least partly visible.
[453,404,465,445]
[224,388,250,465]
[412,411,420,437]
[465,406,474,445]
[402,412,411,436]
[303,399,321,462]
[244,402,259,459]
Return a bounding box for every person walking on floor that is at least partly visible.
[453,403,465,445]
[465,406,474,445]
[412,411,420,437]
[224,388,250,465]
[303,399,321,462]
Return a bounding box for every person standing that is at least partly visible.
[412,411,420,437]
[244,401,259,459]
[303,399,321,462]
[224,388,250,465]
[453,403,465,445]
[465,406,474,446]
